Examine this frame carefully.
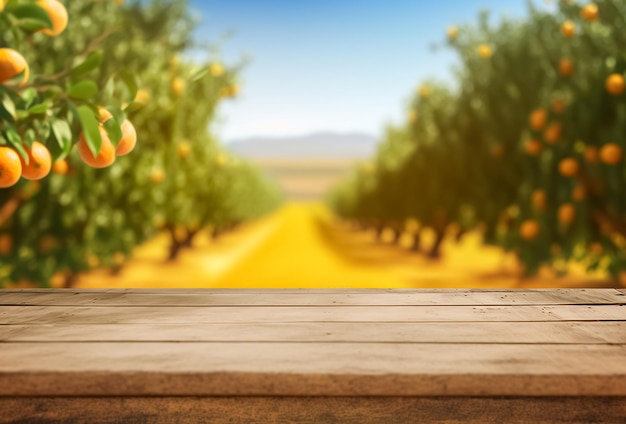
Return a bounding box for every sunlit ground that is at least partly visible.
[76,202,615,289]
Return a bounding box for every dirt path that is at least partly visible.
[77,202,614,289]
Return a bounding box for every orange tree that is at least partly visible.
[331,1,626,281]
[0,0,136,286]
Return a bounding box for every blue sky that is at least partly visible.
[188,0,541,141]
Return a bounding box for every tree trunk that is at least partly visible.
[428,230,445,259]
[375,225,384,241]
[455,228,467,243]
[411,231,422,252]
[63,273,78,289]
[166,225,182,261]
[391,227,402,245]
[183,229,199,248]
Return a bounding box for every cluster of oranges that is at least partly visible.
[0,1,137,188]
[517,3,624,242]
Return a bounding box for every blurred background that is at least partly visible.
[0,0,623,289]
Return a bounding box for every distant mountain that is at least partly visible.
[225,132,379,159]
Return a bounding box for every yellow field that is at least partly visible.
[77,202,615,289]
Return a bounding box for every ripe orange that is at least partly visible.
[520,220,540,240]
[544,122,562,143]
[172,77,185,96]
[0,0,6,13]
[558,204,576,225]
[525,140,542,155]
[606,74,625,96]
[532,189,547,211]
[478,44,492,58]
[584,146,599,163]
[210,63,225,77]
[97,107,113,122]
[600,143,622,165]
[134,89,151,103]
[559,58,574,77]
[581,4,599,21]
[561,21,575,38]
[0,147,22,188]
[0,234,12,255]
[572,185,586,202]
[418,85,430,98]
[0,48,29,85]
[551,99,565,114]
[559,158,579,177]
[52,159,68,175]
[151,168,165,183]
[19,141,51,180]
[447,26,459,39]
[77,127,116,168]
[590,243,603,256]
[177,142,191,158]
[36,0,68,37]
[115,119,137,156]
[529,109,547,131]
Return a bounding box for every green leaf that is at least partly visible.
[189,67,209,82]
[51,119,73,160]
[76,105,102,157]
[119,70,138,103]
[21,88,38,108]
[1,93,16,122]
[103,117,123,146]
[67,80,98,100]
[24,129,36,148]
[4,127,27,163]
[105,105,126,125]
[123,101,146,113]
[70,51,104,79]
[10,4,53,32]
[27,102,51,115]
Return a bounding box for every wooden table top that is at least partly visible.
[1,288,625,398]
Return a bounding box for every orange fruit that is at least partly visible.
[559,58,574,77]
[558,204,576,225]
[544,122,562,143]
[561,21,575,38]
[38,236,57,253]
[529,109,547,131]
[52,159,68,175]
[171,77,185,95]
[97,107,113,122]
[559,158,579,177]
[210,63,225,77]
[19,141,51,181]
[532,189,547,211]
[600,143,622,165]
[115,119,137,156]
[447,26,459,39]
[584,146,599,163]
[36,0,68,37]
[0,146,22,188]
[478,44,492,58]
[0,0,6,13]
[177,142,191,158]
[77,127,116,168]
[0,234,12,255]
[525,140,542,155]
[590,243,603,256]
[134,89,150,103]
[151,168,165,183]
[581,3,599,21]
[551,99,565,114]
[418,85,430,98]
[520,220,540,240]
[606,74,625,96]
[0,48,29,85]
[572,185,586,201]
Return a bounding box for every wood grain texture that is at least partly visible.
[2,321,625,343]
[2,304,625,324]
[1,343,625,396]
[0,288,624,424]
[2,289,624,306]
[1,397,625,424]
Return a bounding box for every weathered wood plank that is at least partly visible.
[1,304,624,324]
[2,321,625,344]
[2,397,624,424]
[1,343,625,396]
[1,289,624,306]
